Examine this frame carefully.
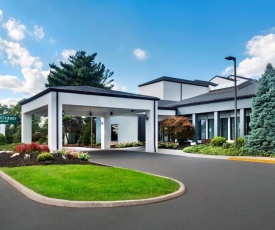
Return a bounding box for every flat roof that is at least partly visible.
[21,86,160,105]
[138,76,212,87]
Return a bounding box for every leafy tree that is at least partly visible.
[160,116,195,141]
[245,63,275,154]
[46,51,114,89]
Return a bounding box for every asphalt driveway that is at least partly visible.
[1,150,275,230]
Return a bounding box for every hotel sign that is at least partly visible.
[0,115,18,124]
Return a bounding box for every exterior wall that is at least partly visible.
[181,84,209,100]
[163,81,181,101]
[210,77,233,85]
[139,81,164,99]
[177,98,252,115]
[177,98,253,141]
[109,116,138,143]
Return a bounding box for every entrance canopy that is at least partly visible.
[21,86,159,152]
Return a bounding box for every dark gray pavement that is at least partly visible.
[1,150,275,230]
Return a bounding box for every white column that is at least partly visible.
[22,113,32,143]
[145,101,158,152]
[227,117,231,141]
[214,111,219,137]
[101,116,111,149]
[240,109,245,137]
[96,117,101,144]
[192,113,198,142]
[48,92,58,151]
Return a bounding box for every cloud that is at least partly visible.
[0,10,3,22]
[3,18,26,41]
[0,75,24,89]
[221,66,234,76]
[0,38,49,95]
[33,25,44,40]
[222,33,275,78]
[112,82,128,92]
[133,48,147,60]
[61,49,76,60]
[0,97,21,106]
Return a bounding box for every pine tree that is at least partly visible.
[45,51,114,89]
[245,63,275,154]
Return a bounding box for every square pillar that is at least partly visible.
[145,101,158,152]
[240,108,245,137]
[214,111,220,137]
[48,92,62,151]
[192,113,198,142]
[22,113,32,143]
[96,117,101,144]
[101,116,111,149]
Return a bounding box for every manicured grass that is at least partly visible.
[0,165,179,201]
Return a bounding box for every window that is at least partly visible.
[111,124,118,141]
[220,118,228,139]
[198,119,206,140]
[208,119,214,139]
[230,117,240,139]
[246,116,251,135]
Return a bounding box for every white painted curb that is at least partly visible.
[0,168,185,208]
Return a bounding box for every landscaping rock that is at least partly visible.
[24,154,31,159]
[10,153,20,158]
[5,151,13,154]
[62,156,66,160]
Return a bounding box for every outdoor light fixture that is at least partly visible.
[89,112,92,116]
[100,121,104,125]
[225,56,237,146]
[62,110,65,116]
[110,112,113,115]
[145,115,149,120]
[131,110,135,112]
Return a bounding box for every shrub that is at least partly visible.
[15,143,50,154]
[158,142,179,149]
[0,143,17,151]
[210,136,226,146]
[0,133,7,145]
[237,137,245,147]
[222,142,233,149]
[78,152,90,161]
[37,152,54,161]
[32,132,42,142]
[201,139,211,145]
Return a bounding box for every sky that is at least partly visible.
[1,0,275,105]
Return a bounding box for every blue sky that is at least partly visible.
[0,0,275,105]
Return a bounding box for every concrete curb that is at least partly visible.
[0,168,185,208]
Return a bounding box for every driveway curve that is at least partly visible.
[1,150,275,230]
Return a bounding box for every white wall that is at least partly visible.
[210,77,232,85]
[139,82,164,99]
[109,116,138,143]
[181,84,209,100]
[163,81,181,101]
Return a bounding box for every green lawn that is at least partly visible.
[0,165,179,201]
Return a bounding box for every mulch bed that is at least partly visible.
[0,152,104,168]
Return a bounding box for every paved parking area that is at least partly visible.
[1,150,275,230]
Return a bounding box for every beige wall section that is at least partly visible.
[139,82,164,99]
[181,84,209,100]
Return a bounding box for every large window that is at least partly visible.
[230,117,240,139]
[220,118,228,139]
[208,119,214,139]
[198,119,206,140]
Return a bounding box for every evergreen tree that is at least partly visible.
[245,63,275,154]
[45,51,114,89]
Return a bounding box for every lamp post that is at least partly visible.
[225,56,237,146]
